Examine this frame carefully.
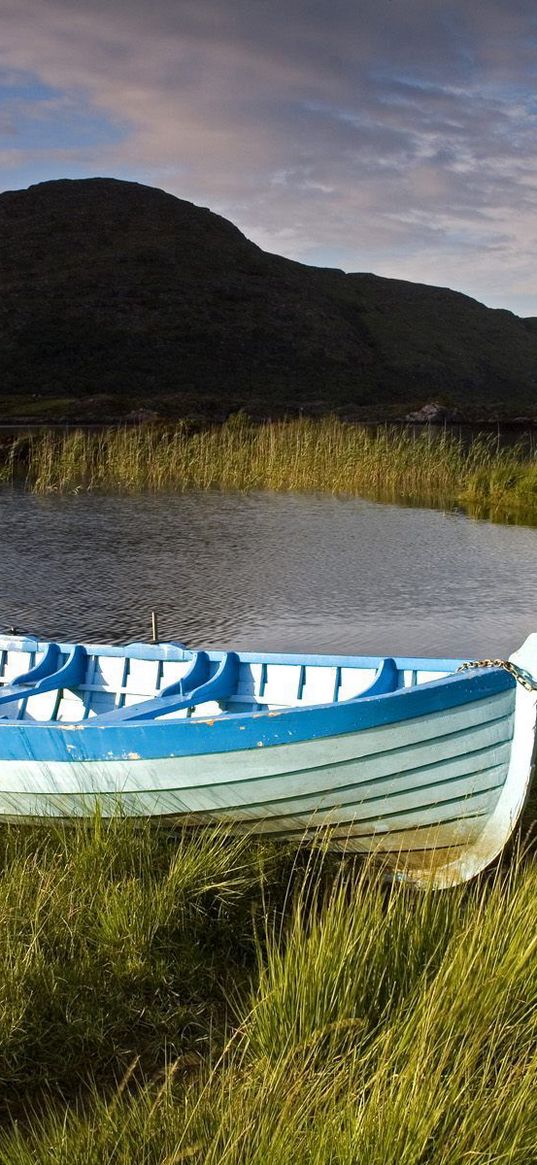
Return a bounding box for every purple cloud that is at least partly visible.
[1,0,537,313]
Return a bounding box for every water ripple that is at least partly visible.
[1,489,537,658]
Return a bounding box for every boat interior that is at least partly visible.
[0,636,459,724]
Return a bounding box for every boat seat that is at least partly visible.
[349,657,399,700]
[0,642,60,695]
[158,650,211,697]
[0,644,87,708]
[91,651,240,723]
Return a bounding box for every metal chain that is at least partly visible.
[457,658,537,692]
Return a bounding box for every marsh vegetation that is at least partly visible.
[2,417,537,522]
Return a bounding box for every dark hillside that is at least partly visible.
[1,177,536,419]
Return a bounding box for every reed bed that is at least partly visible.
[2,417,537,518]
[0,817,535,1161]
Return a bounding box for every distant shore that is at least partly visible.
[2,393,537,429]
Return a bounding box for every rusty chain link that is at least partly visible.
[457,658,537,692]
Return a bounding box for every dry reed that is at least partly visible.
[2,417,535,520]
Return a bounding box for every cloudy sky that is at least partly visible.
[1,0,536,315]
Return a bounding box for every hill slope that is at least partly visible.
[1,177,536,419]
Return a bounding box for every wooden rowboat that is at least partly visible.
[0,631,536,888]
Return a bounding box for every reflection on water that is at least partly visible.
[1,488,537,659]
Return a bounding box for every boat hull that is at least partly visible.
[0,675,526,888]
[0,635,535,888]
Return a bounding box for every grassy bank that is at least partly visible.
[2,417,537,520]
[0,817,535,1161]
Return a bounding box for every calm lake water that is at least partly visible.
[1,488,536,660]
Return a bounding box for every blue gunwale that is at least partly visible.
[0,635,465,673]
[0,666,514,765]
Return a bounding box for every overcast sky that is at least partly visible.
[1,0,536,315]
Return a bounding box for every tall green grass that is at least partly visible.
[0,818,535,1161]
[2,417,537,519]
[0,816,293,1107]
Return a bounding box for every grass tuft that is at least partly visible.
[0,818,534,1160]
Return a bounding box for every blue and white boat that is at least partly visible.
[0,630,536,888]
